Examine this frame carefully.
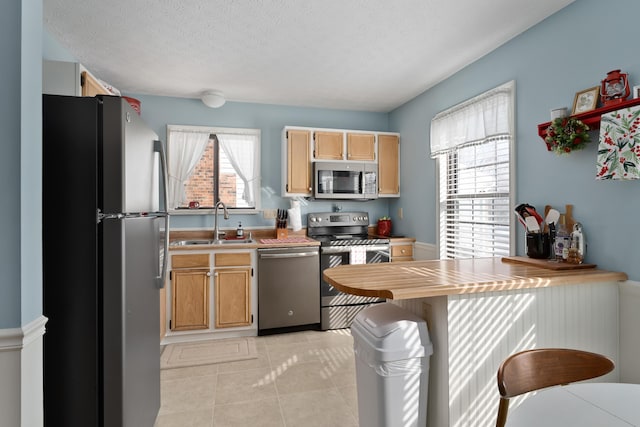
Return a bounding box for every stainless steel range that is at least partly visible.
[307,211,390,330]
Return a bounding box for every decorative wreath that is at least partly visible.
[545,117,590,154]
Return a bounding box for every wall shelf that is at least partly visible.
[537,97,640,150]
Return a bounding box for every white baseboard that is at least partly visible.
[0,315,47,427]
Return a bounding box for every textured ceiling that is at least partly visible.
[44,0,574,112]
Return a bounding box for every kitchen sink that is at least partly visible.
[171,239,253,246]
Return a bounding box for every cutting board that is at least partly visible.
[502,256,596,270]
[544,204,576,231]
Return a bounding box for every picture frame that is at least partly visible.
[571,86,599,115]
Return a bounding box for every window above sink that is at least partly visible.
[167,125,261,214]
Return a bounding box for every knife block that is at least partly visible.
[276,228,288,240]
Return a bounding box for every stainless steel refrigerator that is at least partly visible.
[42,94,169,426]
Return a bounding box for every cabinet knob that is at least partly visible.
[288,310,294,316]
[401,249,406,254]
[206,271,211,277]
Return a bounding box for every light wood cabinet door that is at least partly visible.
[286,129,312,195]
[215,267,251,328]
[81,71,109,97]
[347,133,375,160]
[378,134,400,196]
[171,269,210,331]
[314,131,343,160]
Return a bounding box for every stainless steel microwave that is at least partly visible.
[313,161,378,200]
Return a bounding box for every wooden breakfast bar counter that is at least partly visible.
[323,257,628,300]
[324,257,628,427]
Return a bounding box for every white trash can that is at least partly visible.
[351,303,433,427]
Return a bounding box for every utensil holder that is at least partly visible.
[526,232,551,259]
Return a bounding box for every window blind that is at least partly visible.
[432,82,514,260]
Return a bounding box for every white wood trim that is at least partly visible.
[0,316,47,427]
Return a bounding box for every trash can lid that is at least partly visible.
[351,303,433,361]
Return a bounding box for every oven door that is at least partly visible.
[319,245,389,305]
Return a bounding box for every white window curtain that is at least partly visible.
[431,81,515,259]
[167,130,210,209]
[217,133,260,206]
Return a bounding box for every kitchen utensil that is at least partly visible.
[545,208,560,226]
[515,203,544,229]
[525,216,540,233]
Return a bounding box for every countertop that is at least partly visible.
[168,229,320,251]
[322,257,628,300]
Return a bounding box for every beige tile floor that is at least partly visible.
[155,329,359,427]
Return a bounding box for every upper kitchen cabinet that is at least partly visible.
[347,133,375,161]
[378,134,400,197]
[283,128,313,197]
[314,131,344,160]
[282,126,400,198]
[43,60,111,97]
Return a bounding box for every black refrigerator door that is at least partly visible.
[102,216,161,427]
[43,94,101,427]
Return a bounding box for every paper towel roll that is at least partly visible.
[288,200,302,231]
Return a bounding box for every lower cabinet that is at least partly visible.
[170,254,210,331]
[166,250,254,338]
[214,252,252,328]
[390,239,415,262]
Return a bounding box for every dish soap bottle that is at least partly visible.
[236,222,244,238]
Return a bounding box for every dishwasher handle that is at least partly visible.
[259,251,318,259]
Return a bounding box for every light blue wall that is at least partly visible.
[1,0,23,328]
[0,0,42,329]
[42,32,394,231]
[130,94,393,230]
[389,0,640,280]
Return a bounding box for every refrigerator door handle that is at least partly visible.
[154,140,170,289]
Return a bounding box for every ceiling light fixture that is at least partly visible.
[201,90,226,108]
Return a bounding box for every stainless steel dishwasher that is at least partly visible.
[257,247,320,334]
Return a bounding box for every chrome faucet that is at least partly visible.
[213,201,229,243]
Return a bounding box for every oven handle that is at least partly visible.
[321,245,390,254]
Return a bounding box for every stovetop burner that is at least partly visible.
[307,211,389,246]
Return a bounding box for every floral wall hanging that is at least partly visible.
[545,117,590,155]
[596,105,640,180]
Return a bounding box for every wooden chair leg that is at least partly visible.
[496,397,510,427]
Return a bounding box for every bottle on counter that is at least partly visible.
[567,222,585,264]
[554,214,570,262]
[236,221,244,238]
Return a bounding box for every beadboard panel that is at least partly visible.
[396,281,619,427]
[619,280,640,383]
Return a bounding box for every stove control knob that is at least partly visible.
[310,217,316,222]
